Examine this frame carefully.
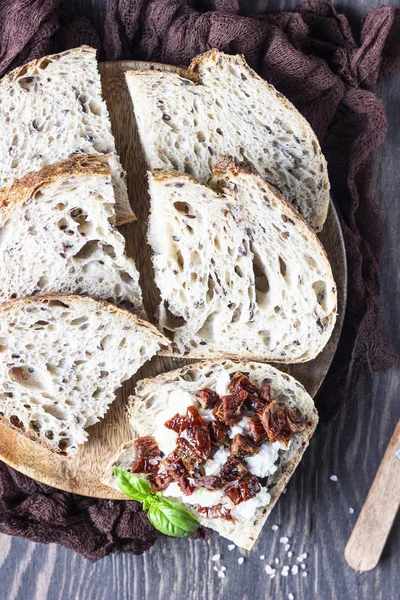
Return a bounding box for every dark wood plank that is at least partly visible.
[2,1,400,599]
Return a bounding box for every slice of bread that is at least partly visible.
[102,359,318,549]
[0,294,167,455]
[126,50,329,230]
[147,159,337,363]
[0,46,134,225]
[0,155,144,314]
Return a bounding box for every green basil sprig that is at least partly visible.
[114,467,199,537]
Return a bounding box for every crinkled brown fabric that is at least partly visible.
[0,0,398,560]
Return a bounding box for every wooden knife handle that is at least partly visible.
[345,420,400,572]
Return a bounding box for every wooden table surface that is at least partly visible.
[1,1,399,599]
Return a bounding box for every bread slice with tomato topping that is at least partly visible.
[102,359,317,549]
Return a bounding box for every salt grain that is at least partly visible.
[288,551,293,558]
[280,537,289,544]
[228,544,235,551]
[259,555,265,560]
[301,564,306,570]
[349,507,354,514]
[212,554,220,561]
[272,524,279,531]
[395,448,400,460]
[288,594,295,600]
[284,544,291,551]
[330,475,338,482]
[291,565,299,575]
[238,557,244,565]
[275,558,280,565]
[217,570,225,579]
[282,487,287,494]
[213,566,218,572]
[296,553,307,562]
[281,566,289,577]
[220,566,226,572]
[302,572,308,578]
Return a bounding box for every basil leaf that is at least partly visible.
[113,467,152,502]
[147,498,199,537]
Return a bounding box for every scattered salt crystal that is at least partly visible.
[265,565,274,574]
[301,564,306,570]
[272,524,279,531]
[291,565,299,575]
[284,544,290,551]
[220,566,226,572]
[282,487,287,494]
[349,507,354,514]
[288,594,295,600]
[288,551,293,558]
[259,555,265,560]
[302,572,308,578]
[148,458,159,466]
[238,557,244,565]
[281,566,289,577]
[330,475,338,482]
[279,537,289,544]
[228,544,235,551]
[395,448,400,460]
[270,573,276,579]
[217,570,225,579]
[213,566,218,572]
[296,553,307,562]
[212,553,220,561]
[275,558,279,565]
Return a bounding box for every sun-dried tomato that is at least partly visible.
[225,475,261,505]
[148,468,173,492]
[208,419,230,446]
[284,406,308,433]
[191,475,223,490]
[259,400,307,446]
[231,433,259,458]
[176,438,203,472]
[259,383,272,404]
[195,388,220,409]
[228,372,258,395]
[213,391,247,425]
[179,405,211,461]
[164,450,196,495]
[164,413,184,433]
[131,436,160,474]
[219,455,248,483]
[198,504,233,521]
[244,394,266,413]
[247,415,269,445]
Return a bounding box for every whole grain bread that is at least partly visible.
[0,294,167,455]
[0,46,134,225]
[102,359,318,549]
[147,158,337,363]
[0,154,144,314]
[126,49,329,230]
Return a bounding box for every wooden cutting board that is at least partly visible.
[0,61,347,499]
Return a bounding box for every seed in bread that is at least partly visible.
[0,294,167,455]
[147,158,337,363]
[0,46,133,225]
[0,155,144,314]
[126,50,329,230]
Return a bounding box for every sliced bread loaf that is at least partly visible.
[102,359,318,549]
[147,159,337,362]
[0,155,144,314]
[0,46,133,225]
[0,294,167,455]
[126,50,329,230]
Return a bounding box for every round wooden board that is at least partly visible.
[0,61,347,499]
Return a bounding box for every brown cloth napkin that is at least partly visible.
[0,0,398,560]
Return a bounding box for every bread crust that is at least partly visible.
[101,359,318,549]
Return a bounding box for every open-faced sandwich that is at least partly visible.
[102,360,318,549]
